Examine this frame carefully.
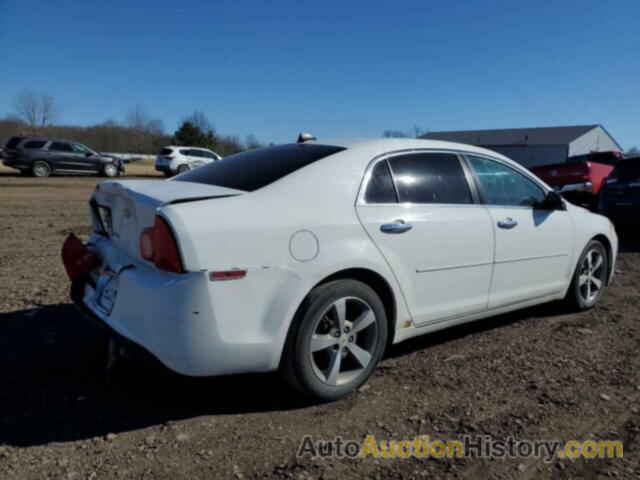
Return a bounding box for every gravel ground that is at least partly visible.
[0,172,638,479]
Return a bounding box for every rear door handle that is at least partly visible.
[380,220,412,234]
[497,217,518,229]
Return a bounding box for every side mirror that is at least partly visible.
[540,191,565,210]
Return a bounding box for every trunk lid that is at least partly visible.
[91,179,243,258]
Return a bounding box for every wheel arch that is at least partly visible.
[592,233,614,285]
[288,267,397,346]
[277,266,399,373]
[30,158,52,176]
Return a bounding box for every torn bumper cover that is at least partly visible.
[62,233,281,377]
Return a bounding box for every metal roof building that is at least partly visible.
[421,125,621,168]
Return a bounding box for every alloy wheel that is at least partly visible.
[309,297,378,386]
[33,162,51,177]
[104,164,117,177]
[578,248,606,304]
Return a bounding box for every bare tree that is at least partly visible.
[383,125,428,139]
[12,89,60,132]
[183,110,214,134]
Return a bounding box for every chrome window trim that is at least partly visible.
[356,148,481,207]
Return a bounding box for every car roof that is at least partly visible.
[166,145,213,151]
[310,137,514,161]
[17,135,83,144]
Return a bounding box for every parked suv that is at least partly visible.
[1,136,125,178]
[155,146,221,176]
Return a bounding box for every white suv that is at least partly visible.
[155,146,221,176]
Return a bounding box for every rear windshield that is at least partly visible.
[160,148,173,155]
[5,137,22,149]
[175,143,346,192]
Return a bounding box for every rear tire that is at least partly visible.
[281,280,388,402]
[176,164,189,174]
[31,160,51,178]
[565,240,608,311]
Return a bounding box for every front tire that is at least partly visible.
[281,280,388,402]
[565,240,608,311]
[31,160,52,177]
[102,163,118,178]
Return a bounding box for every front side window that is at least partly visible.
[49,142,72,152]
[467,155,546,207]
[202,151,217,159]
[71,143,92,154]
[364,160,397,203]
[388,153,473,204]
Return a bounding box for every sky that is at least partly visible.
[1,0,639,148]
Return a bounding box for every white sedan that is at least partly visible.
[62,137,618,401]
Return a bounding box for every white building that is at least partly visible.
[421,125,621,168]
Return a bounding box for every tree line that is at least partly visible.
[1,89,262,156]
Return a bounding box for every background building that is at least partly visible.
[421,125,621,168]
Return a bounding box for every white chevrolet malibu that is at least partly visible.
[62,137,618,401]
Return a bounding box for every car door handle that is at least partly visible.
[497,217,518,229]
[380,220,412,234]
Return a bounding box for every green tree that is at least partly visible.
[172,120,217,149]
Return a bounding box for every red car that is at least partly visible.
[531,151,623,209]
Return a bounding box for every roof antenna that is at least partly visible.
[297,132,316,143]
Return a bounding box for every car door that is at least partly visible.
[464,155,574,308]
[188,149,206,169]
[356,151,495,325]
[70,143,99,172]
[47,142,76,171]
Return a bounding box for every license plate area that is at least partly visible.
[95,268,119,315]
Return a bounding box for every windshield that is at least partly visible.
[174,143,345,192]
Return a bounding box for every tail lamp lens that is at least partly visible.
[139,216,184,273]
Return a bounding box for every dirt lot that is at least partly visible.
[0,167,639,479]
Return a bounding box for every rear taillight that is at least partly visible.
[164,155,175,160]
[139,216,184,273]
[61,233,101,280]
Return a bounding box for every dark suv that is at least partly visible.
[1,136,125,177]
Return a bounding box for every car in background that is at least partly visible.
[530,151,623,209]
[63,137,617,401]
[155,146,221,176]
[599,157,640,228]
[1,136,125,178]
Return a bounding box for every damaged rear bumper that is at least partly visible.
[68,234,285,377]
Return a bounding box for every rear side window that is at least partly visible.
[189,150,204,157]
[176,144,346,192]
[5,137,21,149]
[160,148,173,155]
[23,140,46,149]
[49,142,72,152]
[388,153,473,204]
[179,149,190,155]
[467,155,546,207]
[365,160,397,203]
